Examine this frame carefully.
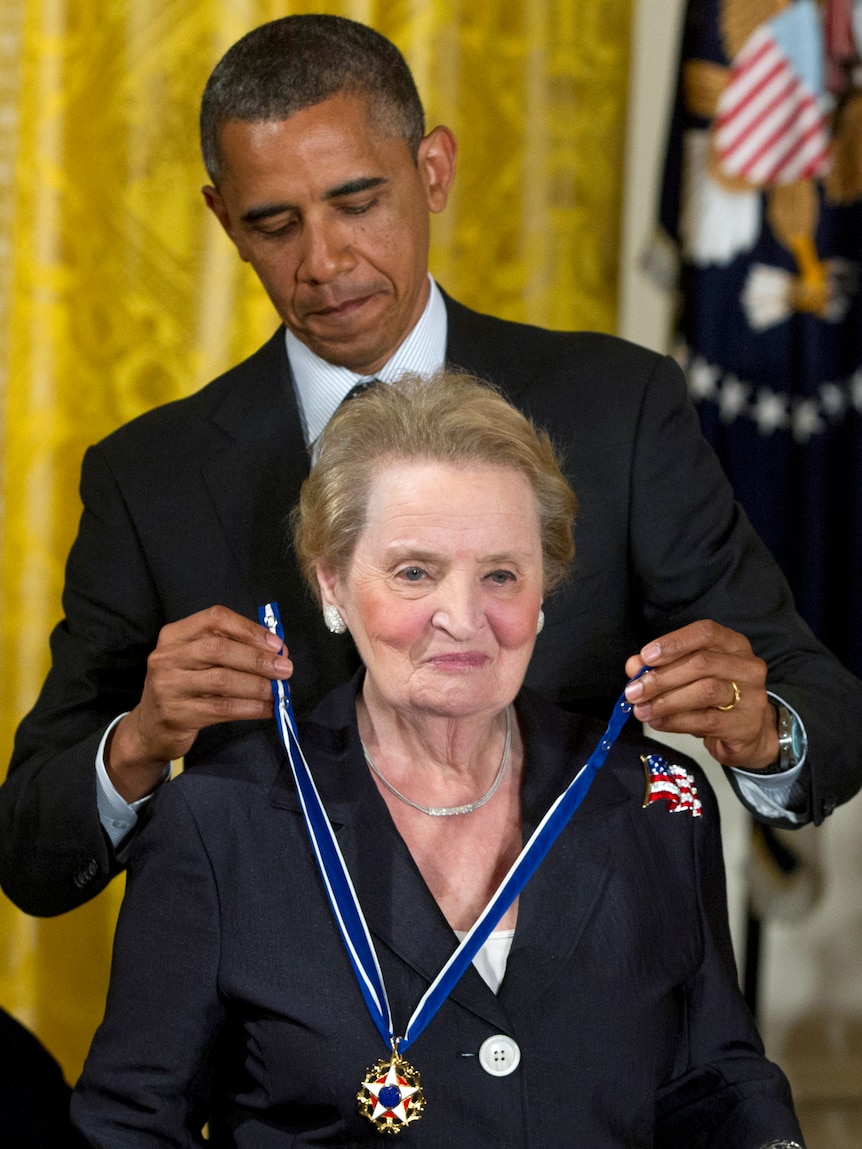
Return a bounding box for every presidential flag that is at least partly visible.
[658,0,862,676]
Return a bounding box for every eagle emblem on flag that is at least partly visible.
[641,755,703,817]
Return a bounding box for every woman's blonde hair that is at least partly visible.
[292,370,576,600]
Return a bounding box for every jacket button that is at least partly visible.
[822,799,836,818]
[478,1034,521,1077]
[73,858,99,888]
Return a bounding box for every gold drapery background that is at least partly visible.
[0,0,632,1083]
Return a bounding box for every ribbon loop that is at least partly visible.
[259,601,645,1055]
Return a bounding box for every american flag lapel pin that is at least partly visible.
[641,754,703,817]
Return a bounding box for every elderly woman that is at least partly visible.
[73,372,803,1148]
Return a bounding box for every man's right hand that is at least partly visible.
[105,605,293,802]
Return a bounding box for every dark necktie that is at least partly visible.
[342,378,381,404]
[310,379,382,460]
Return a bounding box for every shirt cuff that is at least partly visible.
[95,715,171,849]
[728,692,808,822]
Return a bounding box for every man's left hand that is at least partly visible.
[624,620,780,771]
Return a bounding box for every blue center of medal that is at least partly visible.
[378,1084,402,1108]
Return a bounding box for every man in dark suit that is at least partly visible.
[2,14,861,917]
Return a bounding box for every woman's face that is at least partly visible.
[316,460,544,722]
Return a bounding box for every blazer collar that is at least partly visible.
[270,677,630,1029]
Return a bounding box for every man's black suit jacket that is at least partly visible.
[3,292,861,914]
[71,680,804,1148]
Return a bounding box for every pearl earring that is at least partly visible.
[536,609,545,636]
[323,604,347,634]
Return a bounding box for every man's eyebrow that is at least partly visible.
[241,202,294,224]
[323,176,388,200]
[240,177,389,225]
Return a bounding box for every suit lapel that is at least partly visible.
[197,330,361,711]
[442,290,534,406]
[201,329,310,607]
[500,694,630,1015]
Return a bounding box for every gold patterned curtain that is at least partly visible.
[0,0,632,1082]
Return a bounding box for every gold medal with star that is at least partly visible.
[356,1045,425,1133]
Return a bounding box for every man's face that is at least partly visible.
[203,94,455,373]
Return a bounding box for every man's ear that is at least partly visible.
[418,125,457,214]
[202,184,248,260]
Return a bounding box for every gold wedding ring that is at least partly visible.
[716,680,741,712]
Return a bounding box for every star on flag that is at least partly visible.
[752,387,789,435]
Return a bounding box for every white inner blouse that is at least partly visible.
[453,929,515,994]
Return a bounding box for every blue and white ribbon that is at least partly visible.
[260,601,645,1053]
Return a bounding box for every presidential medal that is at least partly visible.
[357,1046,425,1134]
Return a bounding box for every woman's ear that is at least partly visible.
[316,562,349,636]
[315,561,341,609]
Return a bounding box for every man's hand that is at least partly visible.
[105,606,293,801]
[624,620,779,771]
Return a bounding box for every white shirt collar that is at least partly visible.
[286,276,448,448]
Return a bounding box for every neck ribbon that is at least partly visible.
[260,601,647,1057]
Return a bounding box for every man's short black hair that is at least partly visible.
[200,15,425,183]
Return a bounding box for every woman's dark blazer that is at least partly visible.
[71,680,803,1148]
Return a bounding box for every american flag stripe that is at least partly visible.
[649,784,678,803]
[742,98,830,183]
[716,73,798,157]
[717,34,787,116]
[714,24,830,187]
[717,56,789,131]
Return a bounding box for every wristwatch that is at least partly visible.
[758,1141,805,1148]
[753,703,805,775]
[776,703,805,772]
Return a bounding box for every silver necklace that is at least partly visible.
[362,707,512,817]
